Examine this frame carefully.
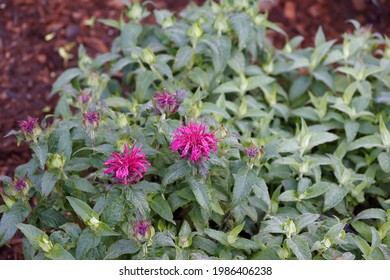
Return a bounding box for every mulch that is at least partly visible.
[1,0,390,259]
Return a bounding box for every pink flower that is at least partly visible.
[132,219,154,242]
[79,91,92,104]
[246,145,260,158]
[18,116,39,135]
[170,121,218,163]
[153,88,179,115]
[104,144,151,185]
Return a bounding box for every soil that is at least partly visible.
[1,0,390,259]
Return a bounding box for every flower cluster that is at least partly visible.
[83,111,100,128]
[170,121,219,163]
[104,144,151,185]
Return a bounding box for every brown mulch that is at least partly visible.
[1,0,390,260]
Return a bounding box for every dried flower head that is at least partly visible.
[171,121,218,163]
[83,111,100,127]
[104,144,151,185]
[153,88,179,115]
[18,116,39,135]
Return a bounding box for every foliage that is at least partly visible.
[1,0,390,260]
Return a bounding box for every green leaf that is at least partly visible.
[31,142,48,169]
[51,68,83,94]
[75,229,101,259]
[278,190,299,202]
[213,81,240,94]
[295,213,320,233]
[105,239,141,259]
[227,223,244,244]
[204,229,228,245]
[187,176,211,216]
[41,169,62,197]
[378,152,390,173]
[66,196,98,223]
[121,22,142,50]
[309,132,339,149]
[98,19,121,29]
[45,243,75,260]
[68,176,96,193]
[162,160,191,187]
[354,208,387,223]
[150,195,175,224]
[349,135,383,151]
[303,181,331,199]
[135,70,158,101]
[174,46,193,70]
[16,223,47,250]
[0,201,30,246]
[232,167,258,207]
[105,97,133,110]
[229,13,252,50]
[200,34,231,73]
[353,235,371,257]
[344,120,360,142]
[94,221,120,237]
[286,235,311,260]
[201,102,230,119]
[126,189,150,217]
[246,75,275,91]
[324,184,348,211]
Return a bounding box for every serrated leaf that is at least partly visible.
[0,202,30,246]
[16,223,47,250]
[278,190,299,202]
[295,213,320,233]
[378,152,390,173]
[349,135,383,151]
[174,46,193,70]
[303,181,331,199]
[126,189,150,217]
[204,229,228,245]
[324,184,348,211]
[150,196,175,224]
[41,169,62,197]
[286,235,311,260]
[187,176,211,216]
[232,167,258,207]
[162,160,191,187]
[44,243,75,260]
[105,239,140,259]
[354,208,387,222]
[51,68,83,94]
[66,196,98,223]
[30,142,48,169]
[200,34,231,73]
[229,13,252,49]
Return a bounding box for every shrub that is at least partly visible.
[1,0,390,260]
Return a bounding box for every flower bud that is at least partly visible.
[141,48,156,65]
[1,194,15,209]
[118,113,129,129]
[83,111,100,128]
[13,178,30,196]
[87,217,101,231]
[213,14,229,34]
[47,153,66,170]
[127,2,143,21]
[39,236,53,252]
[152,88,180,116]
[283,219,296,238]
[188,21,203,40]
[132,220,155,243]
[18,116,41,140]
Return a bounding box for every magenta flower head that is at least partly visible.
[153,88,179,115]
[19,116,39,135]
[83,111,100,128]
[104,144,151,185]
[170,121,219,163]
